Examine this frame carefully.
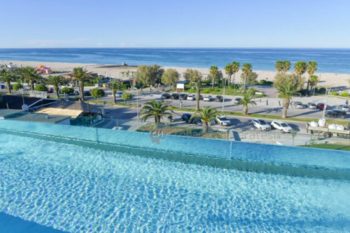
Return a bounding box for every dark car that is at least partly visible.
[215,95,223,102]
[161,93,171,99]
[179,93,188,100]
[84,91,91,97]
[171,93,179,100]
[189,116,202,125]
[326,110,347,119]
[181,113,192,123]
[316,103,325,111]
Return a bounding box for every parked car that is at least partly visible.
[307,103,317,109]
[199,95,203,100]
[294,101,307,109]
[203,95,214,102]
[116,91,123,98]
[338,105,350,112]
[187,95,195,101]
[326,110,347,119]
[181,113,192,123]
[161,93,171,99]
[179,93,188,100]
[271,120,292,133]
[252,119,271,131]
[84,91,91,97]
[233,97,242,105]
[171,93,179,100]
[216,116,231,126]
[215,95,223,102]
[316,103,326,111]
[189,116,202,125]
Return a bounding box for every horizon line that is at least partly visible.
[1,47,350,50]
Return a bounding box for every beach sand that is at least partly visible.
[1,60,349,88]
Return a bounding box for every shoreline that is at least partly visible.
[1,59,350,87]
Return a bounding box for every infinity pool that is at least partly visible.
[0,120,349,232]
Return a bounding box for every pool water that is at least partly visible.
[0,121,350,232]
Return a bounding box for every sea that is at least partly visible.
[1,48,350,73]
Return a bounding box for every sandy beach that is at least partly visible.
[1,60,350,88]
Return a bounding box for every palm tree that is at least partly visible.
[209,65,220,89]
[184,69,202,111]
[309,75,319,95]
[70,67,92,101]
[231,62,240,83]
[141,100,171,127]
[275,60,291,74]
[0,68,18,94]
[294,61,307,77]
[47,75,66,98]
[20,67,41,90]
[241,63,252,90]
[274,74,304,118]
[110,80,123,104]
[225,63,234,84]
[196,107,217,133]
[306,61,318,94]
[241,88,256,115]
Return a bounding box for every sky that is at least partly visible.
[0,0,350,48]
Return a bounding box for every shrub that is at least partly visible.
[61,87,74,95]
[34,84,48,92]
[13,83,23,91]
[121,92,133,100]
[340,91,350,97]
[91,88,105,98]
[329,91,339,96]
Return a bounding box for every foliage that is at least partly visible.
[274,74,304,118]
[294,61,308,76]
[136,65,163,88]
[91,88,105,98]
[275,60,291,73]
[0,68,18,93]
[47,75,66,98]
[241,88,256,115]
[19,66,42,90]
[241,71,258,86]
[184,69,202,111]
[225,61,240,83]
[161,69,179,88]
[61,87,74,95]
[195,107,217,133]
[13,82,23,91]
[340,91,350,97]
[208,65,223,88]
[34,84,48,92]
[121,92,133,100]
[141,100,171,126]
[70,67,92,101]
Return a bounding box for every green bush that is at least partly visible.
[34,84,48,92]
[91,88,105,98]
[13,83,23,91]
[121,92,133,100]
[340,91,350,97]
[329,91,339,96]
[61,87,74,95]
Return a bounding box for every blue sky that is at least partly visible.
[1,0,349,48]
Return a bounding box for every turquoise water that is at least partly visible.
[1,48,350,73]
[0,120,350,232]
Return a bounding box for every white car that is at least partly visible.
[338,105,350,112]
[187,95,195,101]
[252,119,271,131]
[216,116,231,126]
[271,120,293,133]
[203,95,214,102]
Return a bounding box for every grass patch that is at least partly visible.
[137,124,228,139]
[304,143,350,151]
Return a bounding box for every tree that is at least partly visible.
[141,100,171,127]
[136,65,163,91]
[306,61,318,93]
[275,60,291,74]
[47,75,66,98]
[241,88,256,115]
[161,69,179,89]
[209,65,222,88]
[91,88,105,98]
[19,67,41,90]
[231,62,240,84]
[70,67,92,101]
[0,68,18,94]
[34,84,48,92]
[196,107,217,133]
[274,74,304,118]
[184,69,202,111]
[241,63,253,89]
[110,80,124,103]
[309,75,319,94]
[225,63,234,84]
[294,61,308,78]
[61,87,74,95]
[13,83,23,91]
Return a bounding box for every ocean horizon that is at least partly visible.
[1,48,350,73]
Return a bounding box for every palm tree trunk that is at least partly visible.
[113,91,116,104]
[204,122,209,133]
[196,86,200,111]
[282,98,290,118]
[7,80,11,94]
[55,85,59,99]
[244,105,248,115]
[30,80,34,90]
[79,81,84,101]
[212,77,214,89]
